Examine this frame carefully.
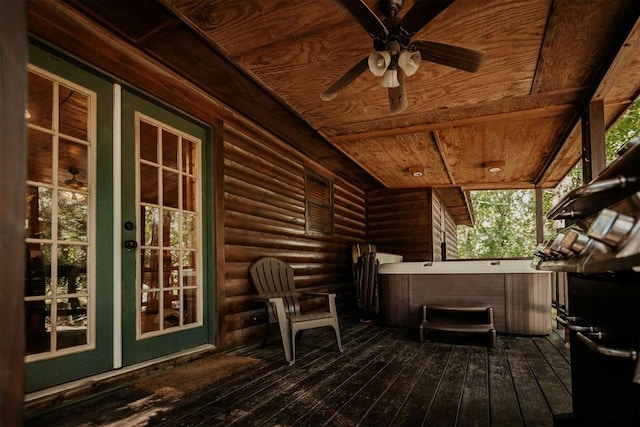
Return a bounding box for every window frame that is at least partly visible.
[304,168,334,236]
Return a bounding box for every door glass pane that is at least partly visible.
[56,297,88,350]
[141,248,160,289]
[27,129,53,184]
[162,130,179,169]
[139,121,158,163]
[142,206,160,246]
[163,249,179,288]
[137,116,201,337]
[165,210,180,247]
[183,176,197,212]
[141,289,161,334]
[182,139,197,175]
[183,213,196,249]
[26,186,53,240]
[140,164,158,205]
[163,169,179,209]
[59,84,89,140]
[24,68,95,360]
[27,72,53,130]
[183,288,197,325]
[58,139,88,189]
[57,196,88,241]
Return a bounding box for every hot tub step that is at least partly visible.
[419,304,496,347]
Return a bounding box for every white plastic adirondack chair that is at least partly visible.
[249,257,343,365]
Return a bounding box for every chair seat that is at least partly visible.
[289,312,335,323]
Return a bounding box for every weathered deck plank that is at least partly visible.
[457,345,490,427]
[423,345,470,426]
[390,344,454,426]
[503,337,555,427]
[517,337,573,416]
[358,343,436,426]
[25,317,572,427]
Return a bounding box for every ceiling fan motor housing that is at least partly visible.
[378,0,404,18]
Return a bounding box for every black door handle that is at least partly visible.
[124,240,138,250]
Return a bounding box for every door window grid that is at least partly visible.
[24,66,96,361]
[136,114,202,338]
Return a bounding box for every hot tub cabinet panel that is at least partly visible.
[378,261,553,335]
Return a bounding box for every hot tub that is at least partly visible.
[378,260,553,335]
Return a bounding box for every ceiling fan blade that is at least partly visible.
[388,70,407,113]
[399,0,454,37]
[332,0,388,40]
[413,40,486,73]
[321,57,370,101]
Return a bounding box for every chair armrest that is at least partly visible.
[300,292,337,316]
[301,292,336,297]
[252,293,300,301]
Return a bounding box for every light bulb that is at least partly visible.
[398,50,421,76]
[368,51,391,77]
[381,69,399,88]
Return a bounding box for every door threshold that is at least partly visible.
[24,344,216,415]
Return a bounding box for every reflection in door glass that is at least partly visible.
[24,67,95,359]
[137,115,202,337]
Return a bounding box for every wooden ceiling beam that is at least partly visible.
[432,131,455,186]
[593,18,640,102]
[329,103,577,143]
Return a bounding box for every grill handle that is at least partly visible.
[556,315,599,333]
[576,332,638,362]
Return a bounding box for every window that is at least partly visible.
[305,169,334,235]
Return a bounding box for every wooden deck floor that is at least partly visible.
[25,313,572,426]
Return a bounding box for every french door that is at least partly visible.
[24,43,213,392]
[120,90,212,365]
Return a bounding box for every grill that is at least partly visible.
[534,138,640,425]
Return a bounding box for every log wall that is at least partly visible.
[367,189,434,262]
[432,192,444,261]
[444,208,459,260]
[221,113,366,348]
[367,189,459,263]
[433,190,459,260]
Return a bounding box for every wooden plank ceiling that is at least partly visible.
[48,0,640,224]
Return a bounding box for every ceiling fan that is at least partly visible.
[321,0,486,113]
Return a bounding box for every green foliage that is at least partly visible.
[458,190,537,259]
[606,99,640,163]
[457,99,640,259]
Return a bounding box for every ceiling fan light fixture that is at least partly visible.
[368,51,391,76]
[398,50,421,76]
[381,68,400,88]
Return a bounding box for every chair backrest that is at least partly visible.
[249,257,301,321]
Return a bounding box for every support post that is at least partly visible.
[535,186,544,244]
[581,100,606,183]
[0,1,27,425]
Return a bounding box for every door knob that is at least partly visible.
[124,240,138,250]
